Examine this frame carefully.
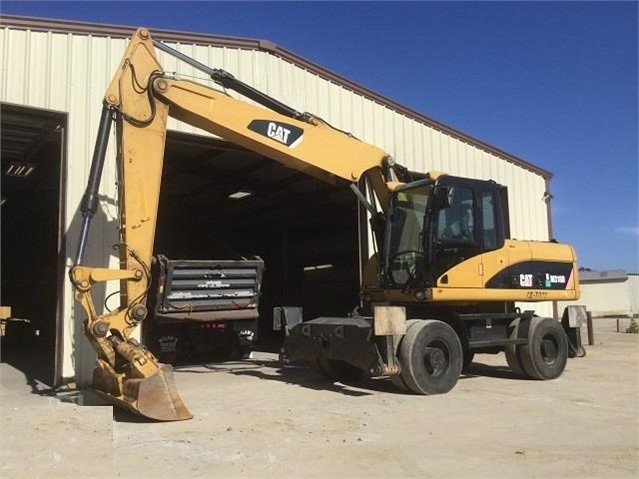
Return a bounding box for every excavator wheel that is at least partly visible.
[518,317,568,380]
[390,374,410,391]
[504,318,528,378]
[390,319,422,392]
[398,319,463,395]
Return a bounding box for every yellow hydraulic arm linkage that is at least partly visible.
[69,28,397,421]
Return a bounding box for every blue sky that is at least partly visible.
[2,1,638,272]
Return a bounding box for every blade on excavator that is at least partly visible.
[92,363,192,421]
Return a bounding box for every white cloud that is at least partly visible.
[615,226,639,236]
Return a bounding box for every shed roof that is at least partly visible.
[579,270,628,283]
[0,14,552,179]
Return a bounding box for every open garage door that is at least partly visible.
[1,103,66,387]
[153,131,363,349]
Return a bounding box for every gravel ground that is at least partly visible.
[1,324,637,478]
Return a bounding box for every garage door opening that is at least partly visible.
[0,103,66,388]
[152,131,363,351]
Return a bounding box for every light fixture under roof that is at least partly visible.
[5,162,36,178]
[228,190,254,200]
[303,264,334,272]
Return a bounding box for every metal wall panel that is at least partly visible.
[1,27,554,382]
[558,280,632,318]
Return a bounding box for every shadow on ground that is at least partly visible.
[172,355,524,399]
[461,362,524,381]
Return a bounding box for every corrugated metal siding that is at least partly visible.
[1,27,553,383]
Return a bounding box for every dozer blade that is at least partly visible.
[92,363,192,421]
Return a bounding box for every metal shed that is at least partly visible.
[0,15,557,387]
[558,270,635,319]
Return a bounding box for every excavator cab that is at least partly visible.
[383,174,507,292]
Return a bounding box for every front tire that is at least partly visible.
[398,319,463,395]
[390,319,422,391]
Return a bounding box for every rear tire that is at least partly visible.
[398,319,463,395]
[519,317,568,380]
[504,318,528,377]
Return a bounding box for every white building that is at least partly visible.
[0,15,558,387]
[558,270,637,319]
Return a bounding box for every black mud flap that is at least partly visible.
[281,317,382,373]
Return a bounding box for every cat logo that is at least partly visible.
[267,123,291,144]
[247,120,304,148]
[519,274,533,288]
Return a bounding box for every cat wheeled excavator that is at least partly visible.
[70,28,579,421]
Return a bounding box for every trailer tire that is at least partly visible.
[312,358,365,382]
[228,344,252,361]
[227,332,252,360]
[504,318,528,378]
[399,319,463,395]
[519,317,568,380]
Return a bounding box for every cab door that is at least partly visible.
[477,187,519,287]
[431,185,483,288]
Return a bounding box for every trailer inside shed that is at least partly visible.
[154,131,363,346]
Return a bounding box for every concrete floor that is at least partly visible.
[1,324,637,478]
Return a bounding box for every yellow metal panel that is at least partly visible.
[505,238,533,264]
[429,287,579,302]
[436,255,483,288]
[481,248,510,287]
[530,241,574,261]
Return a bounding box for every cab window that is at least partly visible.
[434,187,475,243]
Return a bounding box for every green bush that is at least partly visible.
[626,318,639,334]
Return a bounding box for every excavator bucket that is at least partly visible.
[134,364,192,421]
[92,363,192,421]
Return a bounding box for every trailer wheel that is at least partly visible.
[504,318,528,377]
[227,332,252,360]
[519,317,568,380]
[312,358,365,382]
[399,320,463,395]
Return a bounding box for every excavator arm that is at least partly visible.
[70,28,398,421]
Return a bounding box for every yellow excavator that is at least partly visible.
[70,28,579,421]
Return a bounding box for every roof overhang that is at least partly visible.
[0,14,553,180]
